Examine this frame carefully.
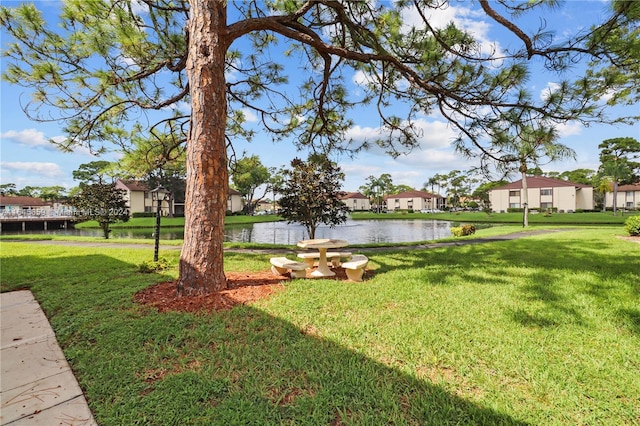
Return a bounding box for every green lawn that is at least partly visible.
[352,210,637,224]
[72,211,637,230]
[1,227,638,425]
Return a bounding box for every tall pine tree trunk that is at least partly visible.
[178,0,228,294]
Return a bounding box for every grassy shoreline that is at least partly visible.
[69,211,635,229]
[0,225,568,249]
[1,227,638,424]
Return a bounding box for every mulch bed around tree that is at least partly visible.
[134,267,354,314]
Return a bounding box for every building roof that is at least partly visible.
[0,196,51,207]
[493,175,592,190]
[340,192,368,200]
[116,180,150,192]
[384,189,438,200]
[617,182,640,191]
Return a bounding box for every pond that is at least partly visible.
[7,219,457,245]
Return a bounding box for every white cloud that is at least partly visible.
[131,0,149,15]
[2,130,95,157]
[556,121,583,137]
[338,123,471,191]
[1,161,64,178]
[175,100,191,114]
[352,70,368,87]
[345,118,456,155]
[117,55,139,68]
[599,88,616,103]
[241,108,258,123]
[540,82,561,101]
[1,129,60,151]
[400,3,504,61]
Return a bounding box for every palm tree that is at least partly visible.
[600,160,632,215]
[491,116,575,227]
[595,177,613,212]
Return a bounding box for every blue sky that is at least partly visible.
[1,0,638,194]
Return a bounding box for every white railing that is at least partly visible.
[0,208,77,219]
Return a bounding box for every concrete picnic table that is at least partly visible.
[297,238,349,277]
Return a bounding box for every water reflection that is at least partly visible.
[226,219,454,244]
[7,219,454,244]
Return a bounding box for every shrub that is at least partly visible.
[624,215,640,236]
[138,257,170,273]
[132,212,156,218]
[461,224,476,235]
[451,224,476,237]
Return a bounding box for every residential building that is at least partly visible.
[227,188,243,213]
[116,180,154,213]
[383,190,445,212]
[489,176,594,213]
[0,196,52,216]
[116,180,243,215]
[340,192,371,211]
[605,182,640,210]
[254,199,280,214]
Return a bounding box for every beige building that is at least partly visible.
[0,196,53,216]
[226,188,244,213]
[340,192,371,211]
[605,182,640,210]
[116,180,243,215]
[489,176,594,213]
[116,180,154,213]
[383,190,445,212]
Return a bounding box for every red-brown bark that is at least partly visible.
[178,0,229,294]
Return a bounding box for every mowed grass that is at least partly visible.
[1,227,638,425]
[352,210,635,224]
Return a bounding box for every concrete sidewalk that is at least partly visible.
[1,291,96,425]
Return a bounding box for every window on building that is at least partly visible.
[509,203,520,209]
[540,189,552,196]
[509,190,520,197]
[540,202,553,210]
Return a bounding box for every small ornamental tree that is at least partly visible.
[71,183,129,239]
[230,155,271,215]
[276,155,350,239]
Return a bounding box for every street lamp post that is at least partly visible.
[522,202,528,228]
[151,186,169,262]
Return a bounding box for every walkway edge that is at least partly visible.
[1,291,97,425]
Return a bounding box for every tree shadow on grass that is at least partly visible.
[126,304,530,425]
[368,236,639,333]
[2,253,528,425]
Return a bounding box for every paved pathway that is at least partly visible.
[0,291,96,425]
